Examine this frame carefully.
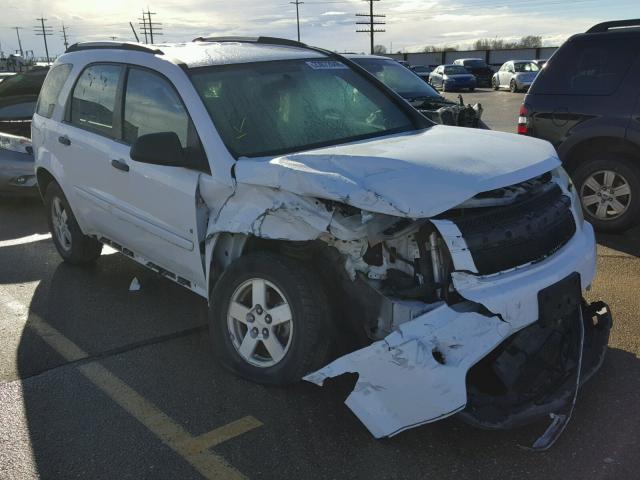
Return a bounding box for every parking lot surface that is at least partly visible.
[2,89,640,479]
[442,87,524,133]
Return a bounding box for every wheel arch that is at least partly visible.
[563,137,640,174]
[36,167,57,199]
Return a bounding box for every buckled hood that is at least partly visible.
[234,125,561,218]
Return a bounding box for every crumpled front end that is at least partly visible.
[303,168,612,445]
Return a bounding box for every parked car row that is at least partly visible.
[0,67,47,196]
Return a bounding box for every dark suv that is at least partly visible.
[519,19,640,232]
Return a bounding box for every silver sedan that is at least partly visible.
[492,60,540,93]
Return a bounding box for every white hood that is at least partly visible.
[234,125,561,218]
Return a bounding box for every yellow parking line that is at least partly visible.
[1,293,262,480]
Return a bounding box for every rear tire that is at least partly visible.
[510,79,518,93]
[469,87,475,92]
[572,154,640,233]
[44,182,102,264]
[209,252,332,385]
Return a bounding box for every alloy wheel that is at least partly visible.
[580,170,632,221]
[52,197,72,252]
[226,278,294,368]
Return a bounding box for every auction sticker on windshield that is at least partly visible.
[306,60,348,70]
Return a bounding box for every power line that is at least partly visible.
[34,17,53,63]
[356,0,385,55]
[290,1,304,42]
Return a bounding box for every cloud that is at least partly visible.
[321,11,347,16]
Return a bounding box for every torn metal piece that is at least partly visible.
[304,303,511,438]
[527,307,585,451]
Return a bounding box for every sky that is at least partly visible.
[1,0,638,59]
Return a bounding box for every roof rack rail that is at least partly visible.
[587,19,640,33]
[65,42,163,55]
[192,36,307,48]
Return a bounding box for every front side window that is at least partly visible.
[191,59,415,158]
[36,64,73,118]
[70,64,122,136]
[123,68,189,147]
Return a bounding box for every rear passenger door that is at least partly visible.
[106,67,207,292]
[57,63,126,238]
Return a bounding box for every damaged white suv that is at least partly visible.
[33,38,612,447]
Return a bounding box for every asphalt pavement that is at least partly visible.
[1,90,639,479]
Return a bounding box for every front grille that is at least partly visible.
[450,185,576,275]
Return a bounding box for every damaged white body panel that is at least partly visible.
[304,219,597,438]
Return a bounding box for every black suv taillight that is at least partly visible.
[518,104,529,135]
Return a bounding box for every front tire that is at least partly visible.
[209,252,332,385]
[44,182,102,264]
[492,77,499,90]
[573,155,640,233]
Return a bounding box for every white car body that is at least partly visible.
[493,60,541,92]
[32,40,609,445]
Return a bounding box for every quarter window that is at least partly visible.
[36,64,73,118]
[123,68,189,147]
[70,64,122,136]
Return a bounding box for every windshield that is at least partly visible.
[514,62,540,73]
[351,58,440,100]
[191,59,416,158]
[464,59,487,68]
[444,66,469,75]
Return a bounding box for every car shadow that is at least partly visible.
[13,255,640,478]
[597,224,640,257]
[0,197,48,242]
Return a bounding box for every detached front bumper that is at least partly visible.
[305,222,609,441]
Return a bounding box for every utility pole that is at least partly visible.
[356,0,386,55]
[14,27,24,57]
[138,10,148,44]
[34,18,53,64]
[290,1,304,42]
[144,9,162,44]
[60,23,69,50]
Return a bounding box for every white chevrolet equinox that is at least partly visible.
[32,38,612,445]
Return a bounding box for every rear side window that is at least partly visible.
[531,38,637,95]
[36,64,73,118]
[123,68,189,147]
[70,64,122,136]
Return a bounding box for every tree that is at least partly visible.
[519,35,542,48]
[373,44,387,54]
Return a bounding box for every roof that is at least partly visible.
[65,40,328,68]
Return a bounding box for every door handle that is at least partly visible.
[58,136,71,146]
[111,159,130,172]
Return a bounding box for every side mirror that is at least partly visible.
[130,132,186,167]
